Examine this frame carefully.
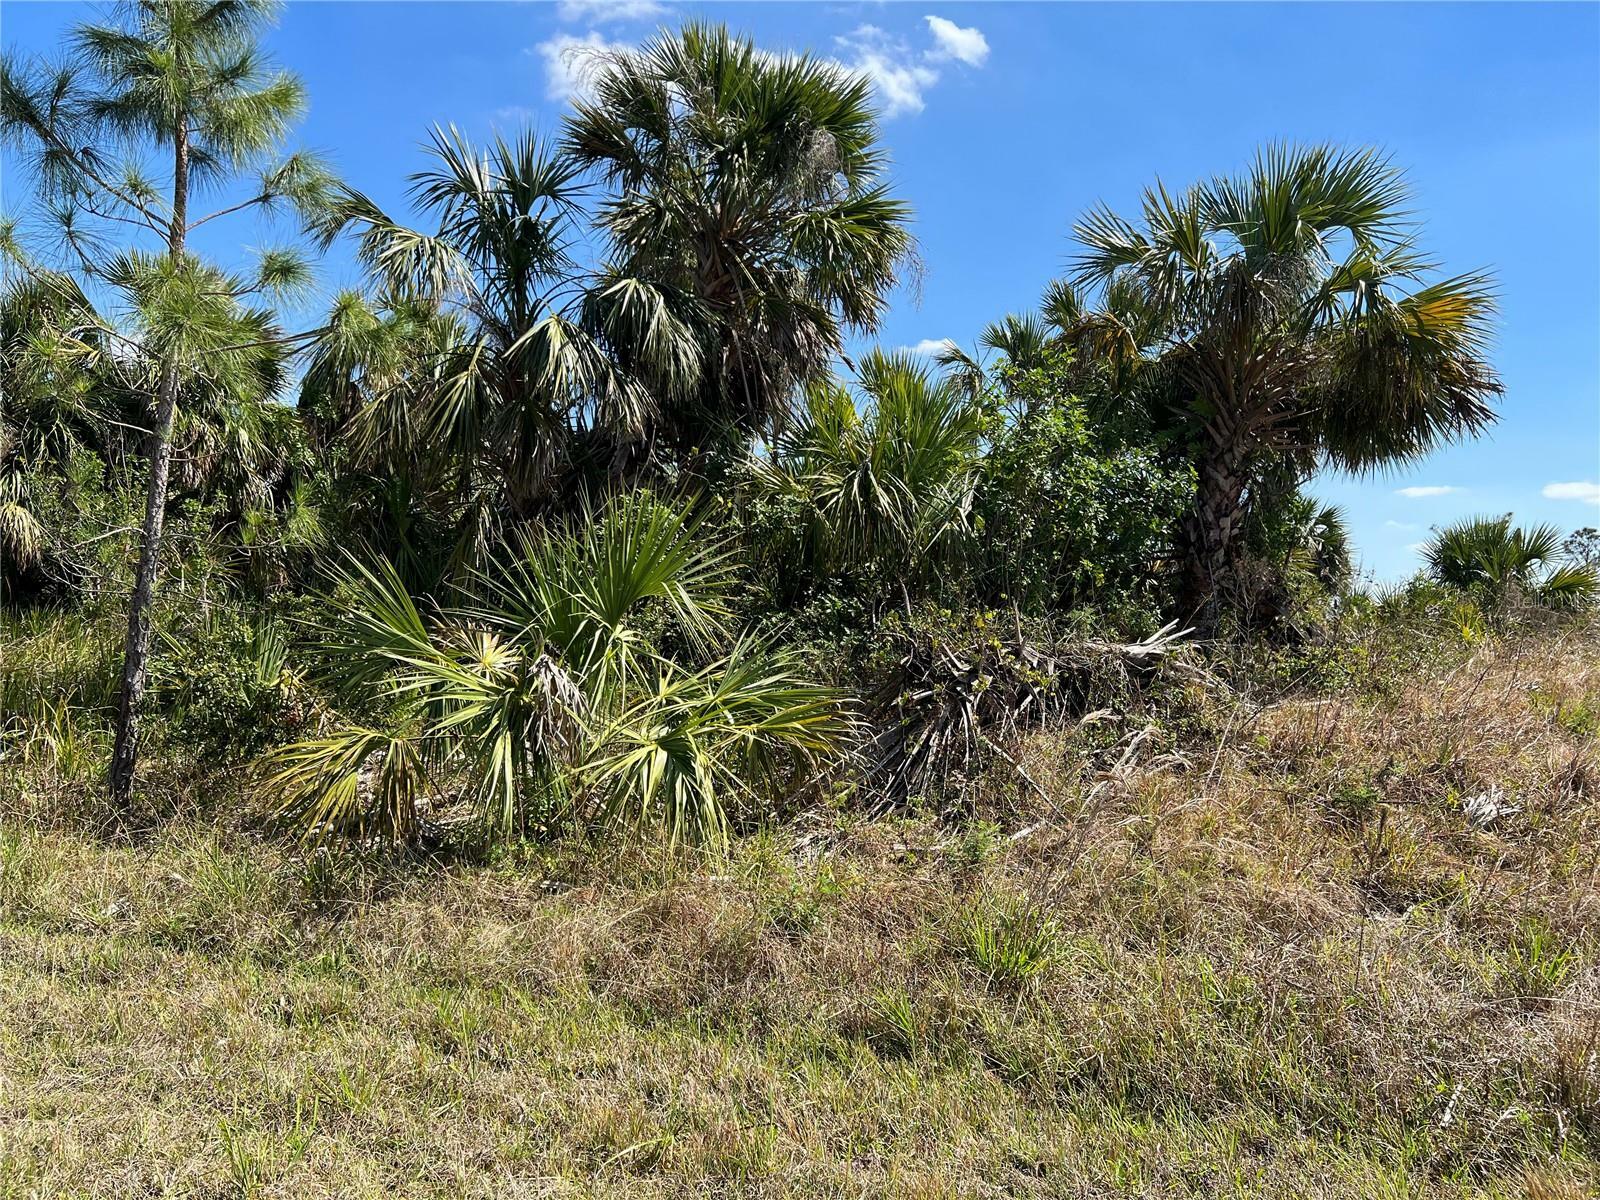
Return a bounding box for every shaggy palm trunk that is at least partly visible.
[1181,435,1250,634]
[108,124,188,807]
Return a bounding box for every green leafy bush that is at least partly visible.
[265,492,848,849]
[1423,515,1599,611]
[974,355,1192,619]
[749,349,991,603]
[148,605,307,759]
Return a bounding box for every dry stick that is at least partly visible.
[1205,699,1250,787]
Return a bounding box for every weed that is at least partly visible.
[217,1117,269,1197]
[1557,696,1600,740]
[865,987,921,1058]
[950,819,1006,870]
[1501,920,1577,999]
[954,895,1060,988]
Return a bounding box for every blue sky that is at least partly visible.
[4,0,1597,581]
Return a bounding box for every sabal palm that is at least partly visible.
[1423,515,1598,609]
[268,491,844,848]
[307,126,700,527]
[2,211,307,521]
[1,269,115,586]
[0,269,130,467]
[1282,495,1353,592]
[564,23,913,455]
[1064,144,1501,622]
[756,349,988,589]
[0,468,45,582]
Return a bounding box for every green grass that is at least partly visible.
[2,627,1598,1197]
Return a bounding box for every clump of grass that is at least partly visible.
[863,987,921,1058]
[953,895,1060,989]
[1542,688,1600,740]
[1499,920,1578,1000]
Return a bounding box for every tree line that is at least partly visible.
[3,3,1591,846]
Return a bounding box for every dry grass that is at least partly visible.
[2,624,1598,1197]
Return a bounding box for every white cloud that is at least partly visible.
[536,17,991,121]
[492,104,535,125]
[1395,485,1461,498]
[1543,481,1600,505]
[556,0,665,23]
[831,17,989,119]
[924,16,988,66]
[1384,519,1419,531]
[902,338,957,357]
[833,25,939,118]
[535,30,627,103]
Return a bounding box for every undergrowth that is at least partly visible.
[1,618,1596,1196]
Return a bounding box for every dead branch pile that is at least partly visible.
[871,619,1198,805]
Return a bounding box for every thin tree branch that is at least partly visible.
[75,196,165,237]
[205,325,326,355]
[187,192,273,231]
[17,116,171,231]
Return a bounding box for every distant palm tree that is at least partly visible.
[1275,495,1353,593]
[0,269,127,468]
[564,23,914,457]
[1422,515,1598,609]
[977,313,1054,374]
[0,259,317,597]
[1060,144,1501,626]
[0,269,117,592]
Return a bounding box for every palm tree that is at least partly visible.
[1062,144,1501,626]
[1422,515,1598,609]
[3,0,332,804]
[0,266,128,467]
[1,265,116,598]
[975,313,1055,375]
[305,126,701,549]
[1290,498,1353,593]
[267,492,844,848]
[563,23,914,458]
[753,349,989,593]
[1,252,321,605]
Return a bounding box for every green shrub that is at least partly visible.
[147,604,307,760]
[1422,515,1600,612]
[975,361,1192,618]
[0,609,123,723]
[746,350,991,605]
[265,492,847,850]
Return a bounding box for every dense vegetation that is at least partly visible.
[2,5,1598,1196]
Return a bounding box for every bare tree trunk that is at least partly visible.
[108,124,188,808]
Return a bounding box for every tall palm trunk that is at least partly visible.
[1180,432,1250,634]
[108,123,187,807]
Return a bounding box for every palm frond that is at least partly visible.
[266,725,429,847]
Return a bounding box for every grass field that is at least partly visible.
[3,625,1598,1198]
